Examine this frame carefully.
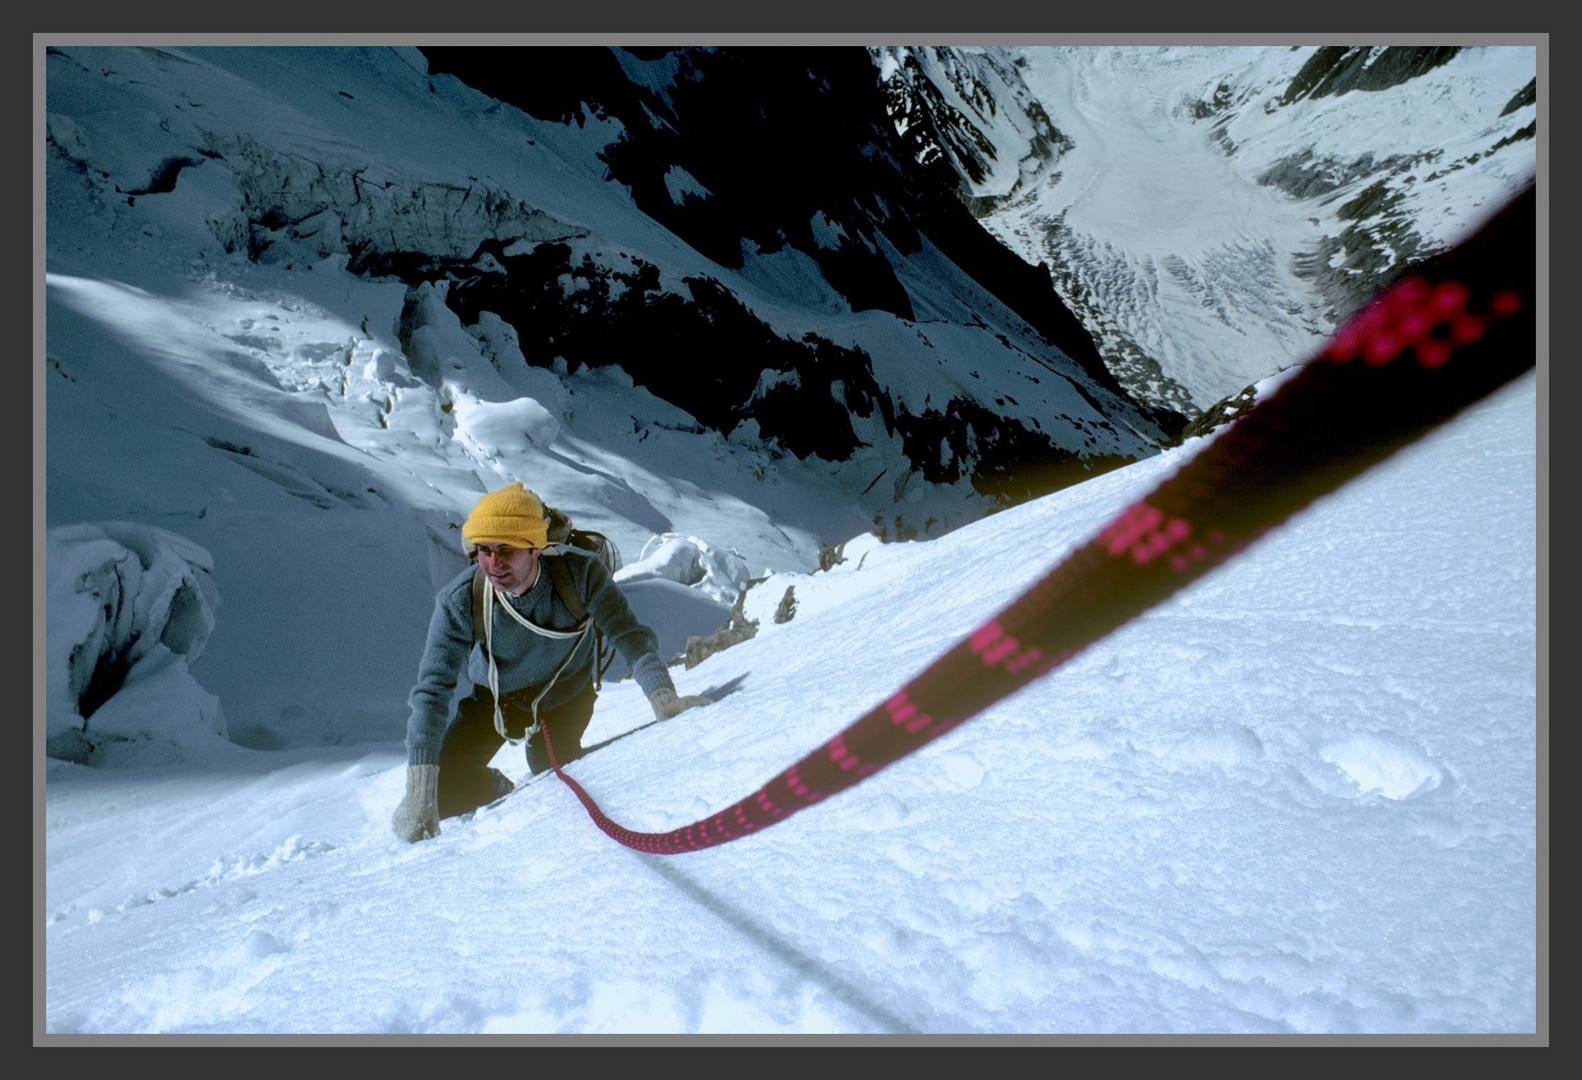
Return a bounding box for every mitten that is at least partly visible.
[650,686,712,721]
[391,764,441,843]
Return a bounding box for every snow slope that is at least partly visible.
[42,367,1539,1036]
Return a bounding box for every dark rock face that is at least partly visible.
[1281,46,1462,102]
[434,242,890,464]
[420,47,1121,372]
[399,45,1180,505]
[869,45,1073,213]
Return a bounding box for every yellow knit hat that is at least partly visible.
[462,482,548,553]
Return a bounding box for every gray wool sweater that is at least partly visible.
[405,547,676,765]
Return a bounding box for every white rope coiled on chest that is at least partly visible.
[480,576,592,742]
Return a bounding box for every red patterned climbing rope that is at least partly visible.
[543,183,1539,854]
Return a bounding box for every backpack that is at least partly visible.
[470,504,624,688]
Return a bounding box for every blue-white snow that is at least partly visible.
[40,44,1542,1039]
[41,368,1540,1037]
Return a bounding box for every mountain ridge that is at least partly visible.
[43,43,1536,559]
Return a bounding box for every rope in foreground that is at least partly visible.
[543,184,1539,854]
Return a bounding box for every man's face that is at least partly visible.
[475,543,540,595]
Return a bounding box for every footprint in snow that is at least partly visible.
[1318,733,1457,801]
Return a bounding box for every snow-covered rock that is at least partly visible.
[617,534,753,607]
[45,522,225,763]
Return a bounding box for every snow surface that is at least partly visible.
[42,371,1541,1038]
[39,43,1543,1041]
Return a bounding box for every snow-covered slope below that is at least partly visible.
[42,368,1539,1034]
[873,45,1538,415]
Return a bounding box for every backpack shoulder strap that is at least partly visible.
[545,552,588,622]
[470,566,487,641]
[548,550,609,689]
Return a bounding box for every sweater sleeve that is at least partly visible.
[404,568,476,766]
[577,553,676,700]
